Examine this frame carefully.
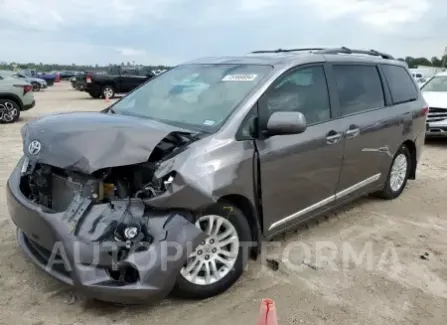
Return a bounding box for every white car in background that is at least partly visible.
[421,72,447,137]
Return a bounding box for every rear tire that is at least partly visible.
[173,203,251,299]
[0,99,20,123]
[31,82,41,92]
[101,85,115,99]
[374,145,410,200]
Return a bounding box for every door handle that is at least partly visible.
[345,128,360,138]
[326,133,342,144]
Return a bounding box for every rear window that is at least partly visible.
[382,65,418,104]
[332,65,385,115]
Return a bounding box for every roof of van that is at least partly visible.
[182,47,405,68]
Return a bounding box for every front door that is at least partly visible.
[256,64,345,235]
[329,63,395,200]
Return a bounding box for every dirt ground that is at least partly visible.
[0,82,446,325]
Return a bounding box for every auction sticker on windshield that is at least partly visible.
[222,74,258,81]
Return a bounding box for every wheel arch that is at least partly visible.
[401,139,417,180]
[101,82,116,90]
[0,93,23,110]
[217,194,262,258]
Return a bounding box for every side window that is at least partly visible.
[260,66,331,125]
[382,65,418,104]
[332,65,385,116]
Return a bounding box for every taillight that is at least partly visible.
[86,75,92,83]
[14,84,33,95]
[423,106,429,116]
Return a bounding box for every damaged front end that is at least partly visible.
[7,112,217,304]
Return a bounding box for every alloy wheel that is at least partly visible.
[180,214,240,286]
[103,87,113,99]
[390,153,408,192]
[0,101,19,122]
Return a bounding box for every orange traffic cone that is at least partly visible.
[257,299,278,325]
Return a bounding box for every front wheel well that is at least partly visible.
[0,95,22,109]
[402,140,417,179]
[218,194,261,258]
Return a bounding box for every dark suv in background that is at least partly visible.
[84,65,155,99]
[7,47,427,304]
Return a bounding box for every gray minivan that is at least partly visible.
[7,47,427,304]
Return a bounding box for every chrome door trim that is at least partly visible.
[335,173,381,199]
[267,173,381,231]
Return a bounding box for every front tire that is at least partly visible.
[173,203,251,299]
[375,145,410,200]
[0,99,20,123]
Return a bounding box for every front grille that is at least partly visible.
[427,107,447,122]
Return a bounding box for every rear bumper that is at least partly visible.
[22,100,35,111]
[7,159,206,304]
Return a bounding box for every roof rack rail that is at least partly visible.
[250,48,326,54]
[249,46,394,59]
[316,46,394,59]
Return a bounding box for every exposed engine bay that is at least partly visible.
[14,129,208,289]
[20,131,197,212]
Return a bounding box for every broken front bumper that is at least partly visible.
[6,160,207,304]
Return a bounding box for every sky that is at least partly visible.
[0,0,445,65]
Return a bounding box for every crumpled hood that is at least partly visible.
[21,112,188,174]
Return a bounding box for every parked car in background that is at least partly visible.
[416,77,428,87]
[71,71,100,91]
[7,47,426,304]
[0,73,35,123]
[21,70,57,86]
[421,72,447,137]
[84,65,155,98]
[59,71,77,80]
[0,71,48,92]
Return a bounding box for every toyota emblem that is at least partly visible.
[28,140,41,155]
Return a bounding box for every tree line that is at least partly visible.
[0,61,172,72]
[1,55,446,72]
[398,56,447,68]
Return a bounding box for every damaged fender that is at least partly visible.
[146,137,254,211]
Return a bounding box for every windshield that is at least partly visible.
[421,76,447,92]
[111,64,272,131]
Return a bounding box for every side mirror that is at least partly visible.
[266,111,307,136]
